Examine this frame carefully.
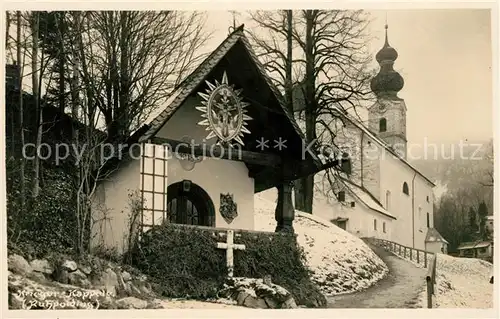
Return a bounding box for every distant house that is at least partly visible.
[457,241,494,260]
[425,228,448,254]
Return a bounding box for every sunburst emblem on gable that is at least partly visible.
[196,71,252,146]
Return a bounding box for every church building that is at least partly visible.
[310,25,446,252]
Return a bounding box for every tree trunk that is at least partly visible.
[57,12,66,114]
[119,11,130,141]
[31,12,42,198]
[16,11,26,211]
[5,11,10,51]
[295,10,316,214]
[285,10,293,112]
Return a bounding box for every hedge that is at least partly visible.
[130,224,326,307]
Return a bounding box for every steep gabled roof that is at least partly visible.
[341,178,396,220]
[139,25,308,155]
[425,227,449,244]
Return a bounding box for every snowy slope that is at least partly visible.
[254,190,388,296]
[417,254,493,308]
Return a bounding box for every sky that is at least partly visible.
[203,9,493,147]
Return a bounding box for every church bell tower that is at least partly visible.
[368,24,408,159]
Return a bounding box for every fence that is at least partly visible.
[365,237,437,308]
[426,254,437,308]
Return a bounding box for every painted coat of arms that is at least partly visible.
[220,193,238,224]
[196,71,252,146]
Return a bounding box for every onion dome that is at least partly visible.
[371,24,404,98]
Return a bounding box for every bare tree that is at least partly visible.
[29,11,43,198]
[74,11,210,141]
[479,139,494,187]
[16,11,26,211]
[248,10,373,212]
[5,11,11,50]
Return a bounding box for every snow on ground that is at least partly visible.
[417,254,493,308]
[157,299,242,309]
[254,190,388,296]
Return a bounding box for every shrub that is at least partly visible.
[8,168,77,258]
[131,224,326,307]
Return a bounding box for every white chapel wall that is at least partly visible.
[155,95,255,231]
[91,158,141,254]
[167,156,254,230]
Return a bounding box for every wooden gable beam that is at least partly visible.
[150,137,282,167]
[251,158,340,184]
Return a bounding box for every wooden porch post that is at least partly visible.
[275,181,295,233]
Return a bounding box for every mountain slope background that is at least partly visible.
[409,139,494,252]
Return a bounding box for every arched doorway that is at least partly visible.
[166,180,215,227]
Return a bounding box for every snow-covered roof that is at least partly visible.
[331,107,436,187]
[457,241,492,250]
[425,227,449,244]
[342,179,396,220]
[486,215,494,221]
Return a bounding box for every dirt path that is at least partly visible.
[328,242,426,308]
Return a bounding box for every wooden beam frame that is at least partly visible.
[251,159,340,183]
[150,137,282,167]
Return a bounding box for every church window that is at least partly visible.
[341,152,352,175]
[350,202,355,207]
[402,182,409,195]
[383,222,386,233]
[426,195,430,203]
[427,212,430,228]
[338,191,346,202]
[374,219,377,231]
[379,118,387,132]
[385,190,391,210]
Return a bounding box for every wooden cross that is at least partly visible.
[217,230,246,277]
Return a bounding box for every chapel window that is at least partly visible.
[374,219,377,231]
[140,143,169,228]
[426,195,430,203]
[379,118,387,132]
[338,191,346,202]
[383,222,386,233]
[427,212,430,228]
[402,182,409,195]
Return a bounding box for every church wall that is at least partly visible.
[378,149,434,250]
[155,95,255,231]
[412,174,435,250]
[313,184,392,241]
[361,134,382,201]
[368,100,408,159]
[91,158,141,254]
[327,118,363,186]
